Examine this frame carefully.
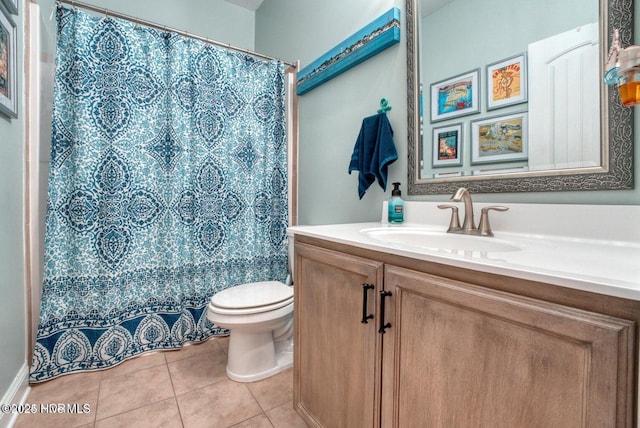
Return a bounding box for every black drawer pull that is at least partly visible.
[378,291,392,334]
[361,284,375,324]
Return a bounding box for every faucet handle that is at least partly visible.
[437,204,461,232]
[479,206,509,237]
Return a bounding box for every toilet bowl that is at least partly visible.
[207,280,294,382]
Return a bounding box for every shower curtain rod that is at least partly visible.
[56,0,297,68]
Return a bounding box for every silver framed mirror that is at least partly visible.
[406,0,634,195]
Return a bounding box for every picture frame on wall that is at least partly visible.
[296,7,401,95]
[430,69,480,123]
[1,0,17,15]
[432,123,463,167]
[471,112,528,164]
[486,53,527,110]
[0,5,17,118]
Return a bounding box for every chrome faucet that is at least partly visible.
[438,187,508,237]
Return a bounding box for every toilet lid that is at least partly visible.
[210,281,293,310]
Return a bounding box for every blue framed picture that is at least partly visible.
[430,69,480,123]
[432,123,463,167]
[471,112,528,164]
[487,53,528,110]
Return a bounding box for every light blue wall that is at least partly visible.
[55,0,256,50]
[257,0,640,226]
[423,0,596,83]
[257,0,407,224]
[0,1,26,403]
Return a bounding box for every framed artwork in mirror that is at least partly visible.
[432,123,463,167]
[406,0,634,195]
[0,4,17,118]
[486,53,527,110]
[430,69,480,122]
[1,0,17,15]
[471,112,528,164]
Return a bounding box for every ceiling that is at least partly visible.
[224,0,265,11]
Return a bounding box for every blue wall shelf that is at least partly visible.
[296,7,401,96]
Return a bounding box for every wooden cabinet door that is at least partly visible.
[382,265,635,428]
[294,242,384,428]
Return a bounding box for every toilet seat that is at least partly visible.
[209,281,293,315]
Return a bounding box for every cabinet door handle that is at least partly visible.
[361,283,375,324]
[378,291,392,334]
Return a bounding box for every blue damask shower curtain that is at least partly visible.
[30,6,288,382]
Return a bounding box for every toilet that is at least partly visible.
[206,240,294,382]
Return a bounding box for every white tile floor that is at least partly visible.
[15,337,306,428]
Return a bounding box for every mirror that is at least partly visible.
[406,0,634,195]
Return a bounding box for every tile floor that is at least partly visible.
[15,337,307,428]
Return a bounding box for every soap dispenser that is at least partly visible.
[388,182,404,224]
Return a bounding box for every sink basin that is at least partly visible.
[361,227,522,253]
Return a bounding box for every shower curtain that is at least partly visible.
[30,6,288,382]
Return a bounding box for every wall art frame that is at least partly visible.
[486,53,527,110]
[1,0,17,15]
[432,122,463,167]
[296,7,401,96]
[0,4,17,119]
[470,112,528,164]
[430,68,480,122]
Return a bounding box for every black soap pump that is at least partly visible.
[388,182,404,224]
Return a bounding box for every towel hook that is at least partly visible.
[377,98,392,113]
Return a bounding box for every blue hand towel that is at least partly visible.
[348,113,398,199]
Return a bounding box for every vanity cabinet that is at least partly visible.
[294,241,384,427]
[293,237,636,428]
[382,265,634,427]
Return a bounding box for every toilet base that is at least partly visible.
[226,348,293,382]
[225,329,293,382]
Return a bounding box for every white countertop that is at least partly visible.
[288,209,640,301]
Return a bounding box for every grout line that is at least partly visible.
[242,386,274,428]
[93,362,175,424]
[90,371,103,426]
[228,412,275,428]
[165,351,186,427]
